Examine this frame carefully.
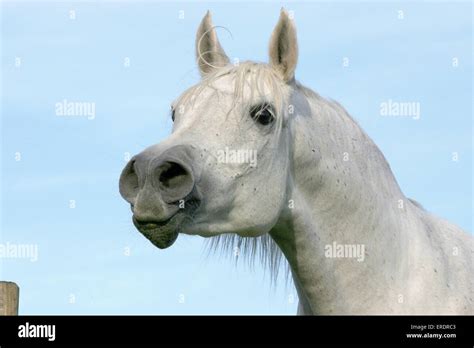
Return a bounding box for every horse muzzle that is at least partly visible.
[119,145,202,248]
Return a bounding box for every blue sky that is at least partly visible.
[1,1,472,314]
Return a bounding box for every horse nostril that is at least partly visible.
[155,160,195,203]
[158,162,189,189]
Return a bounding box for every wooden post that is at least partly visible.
[0,281,19,315]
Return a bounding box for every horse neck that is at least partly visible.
[271,89,414,314]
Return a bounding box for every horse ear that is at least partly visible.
[268,9,298,82]
[195,11,230,77]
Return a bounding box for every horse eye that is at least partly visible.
[250,103,275,126]
[171,108,175,122]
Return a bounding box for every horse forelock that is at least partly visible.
[176,61,288,125]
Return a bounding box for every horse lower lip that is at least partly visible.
[132,214,181,249]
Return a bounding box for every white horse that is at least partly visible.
[119,10,473,314]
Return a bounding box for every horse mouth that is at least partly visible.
[132,214,183,249]
[131,197,200,249]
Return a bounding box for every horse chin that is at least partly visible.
[133,213,188,249]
